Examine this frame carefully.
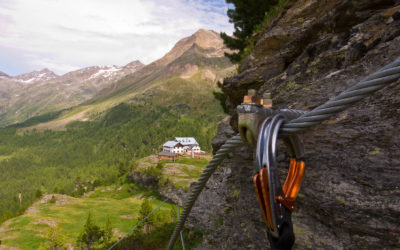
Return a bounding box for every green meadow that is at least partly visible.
[0,184,176,249]
[135,154,210,189]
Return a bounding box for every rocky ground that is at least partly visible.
[187,1,400,249]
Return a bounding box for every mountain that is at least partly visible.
[92,29,232,100]
[0,29,232,128]
[0,61,145,126]
[30,29,235,130]
[0,71,9,77]
[14,68,58,84]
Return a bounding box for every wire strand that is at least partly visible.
[108,198,170,250]
[167,56,400,249]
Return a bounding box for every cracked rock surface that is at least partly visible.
[188,1,400,249]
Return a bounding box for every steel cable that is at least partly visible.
[168,57,400,248]
[281,57,400,133]
[108,198,170,250]
[167,135,244,249]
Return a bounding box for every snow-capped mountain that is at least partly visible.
[14,68,58,84]
[0,60,145,126]
[0,71,9,78]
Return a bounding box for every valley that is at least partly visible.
[0,29,232,249]
[0,155,208,249]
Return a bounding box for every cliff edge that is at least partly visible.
[188,1,400,249]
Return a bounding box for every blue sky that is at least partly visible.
[0,0,234,76]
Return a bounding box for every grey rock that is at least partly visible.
[189,1,400,249]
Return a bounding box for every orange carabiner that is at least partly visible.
[277,159,306,212]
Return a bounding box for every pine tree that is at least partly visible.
[135,198,154,234]
[0,210,13,223]
[220,0,279,63]
[76,212,104,249]
[38,226,66,250]
[103,216,113,246]
[35,189,43,199]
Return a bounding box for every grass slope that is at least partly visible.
[0,184,175,249]
[135,155,210,189]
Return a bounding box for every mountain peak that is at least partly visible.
[193,28,216,36]
[185,29,222,50]
[39,68,53,73]
[148,29,229,69]
[15,68,58,84]
[192,29,217,37]
[0,71,9,77]
[124,60,145,70]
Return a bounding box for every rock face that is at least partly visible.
[188,1,400,249]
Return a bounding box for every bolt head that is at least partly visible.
[263,92,271,99]
[248,89,256,96]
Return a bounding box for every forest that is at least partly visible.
[0,91,224,223]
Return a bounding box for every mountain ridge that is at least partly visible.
[92,29,232,100]
[0,60,145,126]
[28,29,234,130]
[0,29,233,127]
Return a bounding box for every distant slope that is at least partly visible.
[0,77,226,224]
[94,29,231,100]
[0,61,144,126]
[0,186,173,250]
[33,29,235,130]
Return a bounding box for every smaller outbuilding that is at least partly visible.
[158,151,179,161]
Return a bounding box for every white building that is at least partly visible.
[162,141,185,154]
[161,137,202,155]
[174,137,201,153]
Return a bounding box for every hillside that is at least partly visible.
[94,29,231,99]
[0,154,209,249]
[0,186,173,249]
[31,29,235,130]
[0,61,144,127]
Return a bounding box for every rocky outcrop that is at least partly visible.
[188,1,400,249]
[129,171,160,190]
[129,171,187,205]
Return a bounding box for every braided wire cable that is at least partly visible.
[167,57,400,248]
[272,109,307,120]
[167,135,244,250]
[281,57,400,133]
[108,198,170,250]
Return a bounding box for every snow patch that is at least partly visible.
[19,78,35,83]
[87,66,122,81]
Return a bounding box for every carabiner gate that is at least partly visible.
[253,114,305,248]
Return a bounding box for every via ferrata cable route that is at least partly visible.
[167,57,400,250]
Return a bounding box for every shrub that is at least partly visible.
[49,195,57,204]
[35,189,43,199]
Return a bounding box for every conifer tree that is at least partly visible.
[103,216,113,246]
[221,0,279,63]
[134,198,154,234]
[76,212,104,249]
[38,226,66,250]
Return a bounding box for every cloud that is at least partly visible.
[0,0,233,75]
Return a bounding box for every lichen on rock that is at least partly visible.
[188,1,400,249]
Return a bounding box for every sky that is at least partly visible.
[0,0,234,76]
